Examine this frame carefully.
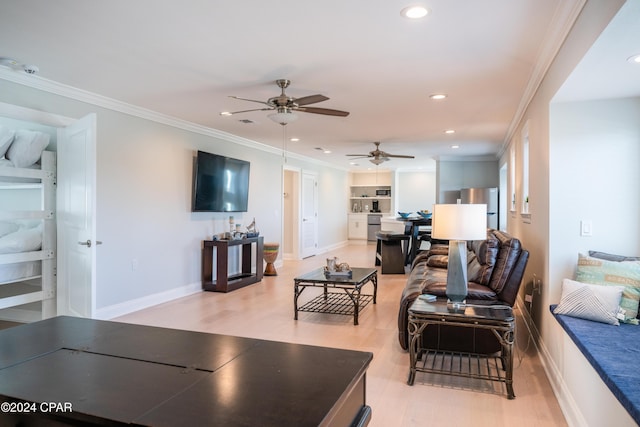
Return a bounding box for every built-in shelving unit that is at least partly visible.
[348,171,393,214]
[348,171,394,240]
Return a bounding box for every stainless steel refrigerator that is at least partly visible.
[460,187,498,229]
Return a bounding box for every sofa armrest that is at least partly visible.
[496,249,529,306]
[397,280,425,350]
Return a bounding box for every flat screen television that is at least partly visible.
[192,150,250,212]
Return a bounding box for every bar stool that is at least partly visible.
[375,231,410,274]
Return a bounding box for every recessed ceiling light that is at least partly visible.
[451,145,460,149]
[430,94,447,100]
[444,129,455,134]
[401,5,429,19]
[627,54,640,64]
[323,150,331,154]
[220,111,232,116]
[290,137,300,142]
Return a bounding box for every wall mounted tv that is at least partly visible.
[192,150,250,212]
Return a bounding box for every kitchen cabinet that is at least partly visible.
[348,214,368,240]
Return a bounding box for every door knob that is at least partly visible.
[78,240,103,248]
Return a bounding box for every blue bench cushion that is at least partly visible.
[551,305,640,424]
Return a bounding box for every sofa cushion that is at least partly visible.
[575,253,640,324]
[426,254,448,269]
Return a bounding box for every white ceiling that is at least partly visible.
[1,0,635,171]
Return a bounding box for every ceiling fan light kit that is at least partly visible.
[268,110,298,125]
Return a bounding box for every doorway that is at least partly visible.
[283,167,300,260]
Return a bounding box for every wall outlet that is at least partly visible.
[131,258,139,272]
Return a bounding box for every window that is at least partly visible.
[521,123,530,215]
[509,143,516,212]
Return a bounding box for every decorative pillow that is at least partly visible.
[0,125,15,158]
[588,250,640,262]
[5,129,50,168]
[0,222,19,238]
[554,278,623,325]
[576,253,640,324]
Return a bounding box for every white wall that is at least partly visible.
[0,78,349,315]
[395,170,436,213]
[549,97,640,284]
[500,0,636,425]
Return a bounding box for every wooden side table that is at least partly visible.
[202,236,263,292]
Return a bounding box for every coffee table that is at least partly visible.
[406,298,516,399]
[294,267,377,325]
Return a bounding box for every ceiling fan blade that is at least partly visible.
[221,107,274,115]
[229,96,272,107]
[346,154,371,157]
[384,154,415,159]
[296,106,350,117]
[294,94,329,106]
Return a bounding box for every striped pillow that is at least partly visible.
[554,278,623,325]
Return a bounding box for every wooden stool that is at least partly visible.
[263,242,280,276]
[375,231,409,274]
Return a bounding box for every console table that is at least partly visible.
[0,316,373,426]
[202,236,264,292]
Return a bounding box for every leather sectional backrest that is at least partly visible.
[467,234,500,286]
[488,230,523,293]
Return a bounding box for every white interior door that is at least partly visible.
[301,172,318,258]
[57,114,97,318]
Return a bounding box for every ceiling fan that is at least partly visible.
[221,79,350,125]
[346,142,415,165]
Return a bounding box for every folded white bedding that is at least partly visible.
[0,125,15,158]
[0,223,43,254]
[0,261,41,285]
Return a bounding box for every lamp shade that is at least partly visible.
[431,204,487,241]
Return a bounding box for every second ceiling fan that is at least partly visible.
[347,142,415,165]
[222,79,349,125]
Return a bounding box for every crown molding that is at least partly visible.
[499,0,587,157]
[0,69,345,171]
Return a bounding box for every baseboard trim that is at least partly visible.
[517,295,586,427]
[95,282,202,320]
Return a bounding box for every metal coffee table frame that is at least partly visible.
[407,298,516,399]
[294,267,377,325]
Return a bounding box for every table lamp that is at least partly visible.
[431,203,487,308]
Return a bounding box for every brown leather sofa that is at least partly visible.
[397,229,529,353]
